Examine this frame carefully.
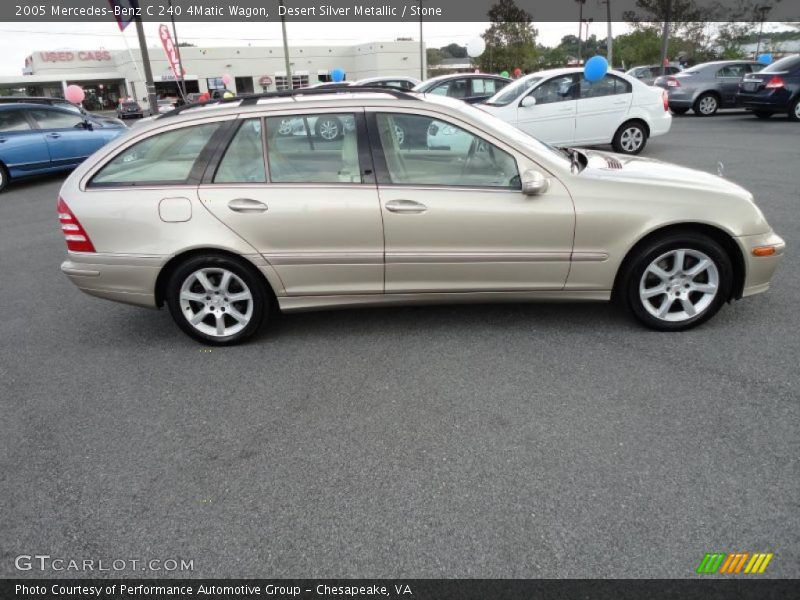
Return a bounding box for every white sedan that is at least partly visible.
[478,68,672,154]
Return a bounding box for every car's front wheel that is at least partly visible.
[0,162,8,194]
[165,254,270,345]
[612,121,648,154]
[694,93,719,116]
[621,233,732,331]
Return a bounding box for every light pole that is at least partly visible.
[575,0,586,64]
[659,0,672,76]
[417,0,425,80]
[279,0,292,90]
[604,0,613,67]
[755,5,772,58]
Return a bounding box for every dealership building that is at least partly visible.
[0,40,424,109]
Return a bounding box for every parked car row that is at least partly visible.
[641,55,800,120]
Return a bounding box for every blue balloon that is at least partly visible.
[331,68,345,82]
[757,53,772,65]
[584,55,609,82]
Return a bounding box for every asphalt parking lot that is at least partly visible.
[1,111,798,579]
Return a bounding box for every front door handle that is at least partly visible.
[384,199,427,214]
[228,198,268,213]
[46,133,61,139]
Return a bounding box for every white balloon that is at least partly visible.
[466,37,486,58]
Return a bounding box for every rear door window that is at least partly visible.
[214,119,266,183]
[265,113,361,183]
[0,110,32,132]
[91,122,222,186]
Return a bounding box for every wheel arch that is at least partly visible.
[617,117,650,137]
[154,247,278,308]
[612,222,746,302]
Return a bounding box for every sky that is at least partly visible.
[0,21,607,76]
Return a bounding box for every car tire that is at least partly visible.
[315,116,341,141]
[165,254,270,345]
[671,107,689,115]
[612,121,648,154]
[0,162,8,194]
[621,232,732,331]
[693,92,719,116]
[789,97,800,122]
[753,110,773,119]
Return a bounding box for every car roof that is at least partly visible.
[133,89,483,131]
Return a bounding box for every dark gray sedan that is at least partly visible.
[655,60,764,116]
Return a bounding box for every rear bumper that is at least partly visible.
[648,111,672,137]
[736,93,791,112]
[61,253,161,308]
[737,231,786,298]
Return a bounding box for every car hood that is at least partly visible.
[579,149,751,198]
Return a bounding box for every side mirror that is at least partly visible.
[520,96,537,108]
[521,169,549,196]
[80,120,93,131]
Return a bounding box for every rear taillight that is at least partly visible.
[57,196,95,253]
[662,90,669,111]
[666,76,680,88]
[765,76,785,89]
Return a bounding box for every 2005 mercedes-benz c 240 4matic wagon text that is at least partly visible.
[57,88,785,345]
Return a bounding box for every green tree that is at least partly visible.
[477,0,538,73]
[614,29,664,65]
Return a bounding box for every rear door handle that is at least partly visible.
[613,100,628,106]
[46,133,61,139]
[384,199,427,214]
[227,198,268,213]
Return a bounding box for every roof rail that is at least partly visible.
[158,86,420,119]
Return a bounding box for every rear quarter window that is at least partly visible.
[90,122,222,186]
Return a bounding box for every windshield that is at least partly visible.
[761,55,800,73]
[485,76,543,106]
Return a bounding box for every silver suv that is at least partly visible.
[57,88,783,344]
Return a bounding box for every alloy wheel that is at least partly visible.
[278,119,294,135]
[638,249,720,322]
[794,101,800,120]
[698,96,717,115]
[619,127,644,153]
[179,268,254,337]
[318,119,340,140]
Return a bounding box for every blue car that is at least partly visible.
[0,103,126,193]
[737,54,800,121]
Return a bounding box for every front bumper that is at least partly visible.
[737,231,786,298]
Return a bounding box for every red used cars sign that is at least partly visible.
[158,24,184,81]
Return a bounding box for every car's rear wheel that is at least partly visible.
[315,116,341,140]
[789,97,800,122]
[694,93,719,116]
[621,233,732,331]
[753,110,773,119]
[0,162,8,194]
[166,254,270,345]
[612,121,648,154]
[671,107,689,115]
